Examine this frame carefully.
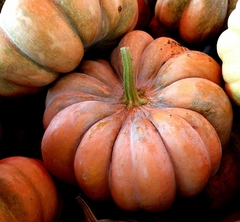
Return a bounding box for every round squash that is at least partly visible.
[154,0,238,44]
[41,30,233,212]
[0,156,59,222]
[217,1,240,105]
[0,0,138,96]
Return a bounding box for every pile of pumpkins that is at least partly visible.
[0,0,240,221]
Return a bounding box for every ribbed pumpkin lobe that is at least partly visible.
[120,47,149,110]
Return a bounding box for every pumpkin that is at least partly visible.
[217,1,240,106]
[0,0,138,97]
[0,156,60,222]
[154,0,238,44]
[41,30,233,212]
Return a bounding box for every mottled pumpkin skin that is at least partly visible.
[41,30,233,212]
[154,0,237,44]
[0,156,59,222]
[217,1,240,106]
[0,0,138,96]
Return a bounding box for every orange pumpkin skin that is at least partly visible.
[154,0,236,44]
[0,0,138,96]
[0,156,59,222]
[41,30,233,212]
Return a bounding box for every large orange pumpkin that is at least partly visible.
[154,0,238,44]
[41,30,233,212]
[0,156,60,222]
[0,0,138,96]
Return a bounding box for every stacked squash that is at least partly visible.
[0,0,238,219]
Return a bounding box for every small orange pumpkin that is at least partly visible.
[154,0,238,44]
[0,156,60,222]
[41,30,233,212]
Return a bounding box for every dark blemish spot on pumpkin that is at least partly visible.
[192,125,198,130]
[118,5,122,12]
[82,173,88,180]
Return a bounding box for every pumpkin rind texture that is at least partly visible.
[0,0,138,96]
[41,30,233,212]
[154,0,237,44]
[217,1,240,105]
[0,156,59,222]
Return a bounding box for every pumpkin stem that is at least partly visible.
[76,195,98,222]
[120,47,148,109]
[76,195,117,222]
